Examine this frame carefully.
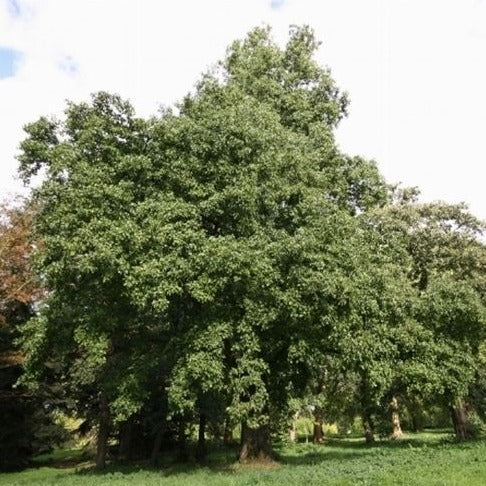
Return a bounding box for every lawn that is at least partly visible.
[2,431,486,485]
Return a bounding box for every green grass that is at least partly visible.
[2,430,486,485]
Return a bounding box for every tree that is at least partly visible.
[369,189,486,439]
[0,200,39,321]
[157,25,388,460]
[17,26,404,465]
[18,93,166,469]
[0,200,63,470]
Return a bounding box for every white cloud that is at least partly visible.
[1,0,486,221]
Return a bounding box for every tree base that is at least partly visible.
[238,424,274,463]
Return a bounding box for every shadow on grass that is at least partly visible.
[72,445,242,477]
[278,429,456,467]
[31,447,92,470]
[32,429,461,477]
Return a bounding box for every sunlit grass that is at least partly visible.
[2,430,486,485]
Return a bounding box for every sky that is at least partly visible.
[1,0,485,219]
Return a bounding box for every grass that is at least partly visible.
[2,430,486,485]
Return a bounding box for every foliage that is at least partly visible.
[16,25,390,456]
[0,201,65,470]
[0,200,40,323]
[11,24,486,465]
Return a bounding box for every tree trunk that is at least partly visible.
[362,412,375,444]
[411,412,420,432]
[118,418,134,461]
[408,397,423,432]
[195,413,207,462]
[390,396,403,440]
[289,411,299,443]
[151,427,164,466]
[95,395,110,470]
[360,374,375,444]
[313,407,325,444]
[239,422,273,462]
[451,401,469,441]
[223,417,233,446]
[289,422,297,443]
[177,420,188,462]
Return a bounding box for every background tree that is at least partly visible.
[0,200,64,470]
[370,189,486,439]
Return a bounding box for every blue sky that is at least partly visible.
[1,0,486,222]
[0,47,21,78]
[270,0,285,9]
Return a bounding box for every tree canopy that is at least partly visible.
[10,25,486,468]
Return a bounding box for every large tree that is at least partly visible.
[18,26,393,464]
[156,25,388,460]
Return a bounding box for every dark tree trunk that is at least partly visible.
[390,396,403,440]
[451,401,469,441]
[223,417,233,446]
[408,397,423,432]
[118,418,134,461]
[238,422,273,462]
[177,420,188,462]
[362,411,375,444]
[195,413,207,462]
[151,427,164,466]
[411,412,420,433]
[312,407,325,444]
[95,395,110,470]
[360,374,375,444]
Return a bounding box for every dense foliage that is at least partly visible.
[3,26,485,470]
[0,202,65,470]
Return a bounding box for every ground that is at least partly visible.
[1,430,486,485]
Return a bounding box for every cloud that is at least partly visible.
[1,0,486,223]
[58,55,78,75]
[0,0,281,198]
